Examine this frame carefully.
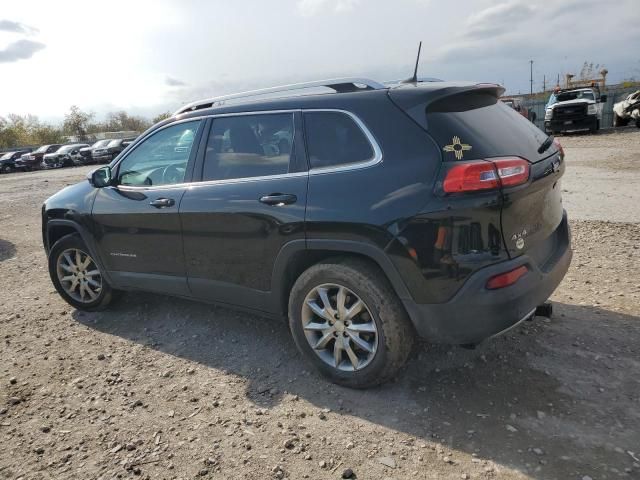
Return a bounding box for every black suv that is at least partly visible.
[42,78,572,387]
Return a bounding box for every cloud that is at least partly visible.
[0,39,45,63]
[297,0,360,16]
[165,76,187,87]
[465,1,535,39]
[0,19,39,35]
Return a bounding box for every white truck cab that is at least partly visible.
[544,86,607,134]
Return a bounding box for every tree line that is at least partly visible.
[0,106,172,149]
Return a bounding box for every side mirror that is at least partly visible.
[89,166,112,188]
[600,94,607,102]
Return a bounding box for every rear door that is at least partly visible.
[180,111,308,312]
[424,90,565,260]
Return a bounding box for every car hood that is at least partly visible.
[547,98,594,110]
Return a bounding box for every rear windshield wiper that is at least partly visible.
[537,135,554,154]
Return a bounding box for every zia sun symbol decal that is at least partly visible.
[443,136,472,160]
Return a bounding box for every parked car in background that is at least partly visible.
[92,137,136,163]
[500,97,536,122]
[612,90,640,128]
[78,140,113,165]
[0,149,33,173]
[544,86,607,134]
[16,144,62,171]
[42,144,89,169]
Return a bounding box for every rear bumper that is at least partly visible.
[545,115,597,132]
[403,212,572,344]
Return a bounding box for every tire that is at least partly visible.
[636,119,640,129]
[288,258,415,388]
[48,233,117,311]
[1,164,13,174]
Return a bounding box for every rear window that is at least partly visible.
[426,92,549,163]
[304,111,374,170]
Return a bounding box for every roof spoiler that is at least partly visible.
[387,83,505,130]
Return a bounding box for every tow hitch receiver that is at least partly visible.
[535,302,553,318]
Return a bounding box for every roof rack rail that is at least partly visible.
[174,77,386,115]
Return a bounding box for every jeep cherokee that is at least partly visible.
[42,78,572,388]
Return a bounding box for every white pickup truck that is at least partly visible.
[544,86,607,134]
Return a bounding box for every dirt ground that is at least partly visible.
[1,129,639,480]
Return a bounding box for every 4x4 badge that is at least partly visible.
[443,136,472,160]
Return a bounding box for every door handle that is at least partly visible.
[149,197,175,208]
[259,193,297,206]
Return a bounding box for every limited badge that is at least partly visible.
[443,136,472,160]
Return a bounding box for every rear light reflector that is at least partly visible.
[442,157,530,193]
[486,265,528,290]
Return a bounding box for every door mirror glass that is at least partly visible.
[600,94,607,103]
[90,166,112,188]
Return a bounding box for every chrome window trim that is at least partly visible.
[302,109,383,175]
[112,108,382,192]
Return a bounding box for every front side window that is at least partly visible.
[117,120,200,186]
[202,113,294,181]
[304,111,374,169]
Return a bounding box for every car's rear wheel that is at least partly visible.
[49,234,116,311]
[288,259,414,388]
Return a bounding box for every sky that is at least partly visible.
[1,0,639,122]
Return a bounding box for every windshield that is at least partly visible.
[1,152,15,160]
[548,90,595,107]
[107,139,121,147]
[501,100,514,108]
[57,145,76,153]
[35,145,50,153]
[92,140,111,148]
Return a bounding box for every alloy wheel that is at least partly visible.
[301,283,378,371]
[56,248,102,303]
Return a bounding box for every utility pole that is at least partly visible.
[543,75,546,92]
[529,60,534,95]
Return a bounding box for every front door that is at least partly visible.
[180,112,307,312]
[91,120,203,295]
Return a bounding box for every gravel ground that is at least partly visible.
[1,129,639,480]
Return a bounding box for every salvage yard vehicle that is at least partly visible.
[16,144,62,171]
[612,90,640,128]
[42,78,571,388]
[0,149,32,173]
[544,86,607,134]
[500,97,535,122]
[92,137,137,163]
[42,144,89,169]
[78,140,113,165]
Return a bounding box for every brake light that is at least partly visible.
[553,138,564,159]
[442,157,529,193]
[486,265,528,290]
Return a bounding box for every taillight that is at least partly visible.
[442,157,530,193]
[553,138,564,159]
[486,265,528,290]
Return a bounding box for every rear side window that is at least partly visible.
[203,113,294,181]
[304,111,374,170]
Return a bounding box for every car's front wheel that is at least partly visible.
[288,259,414,388]
[48,233,117,311]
